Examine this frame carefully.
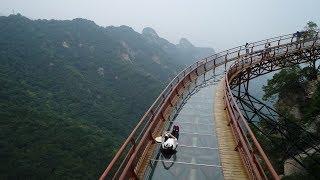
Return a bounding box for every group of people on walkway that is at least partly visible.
[243,30,310,59]
[245,42,271,59]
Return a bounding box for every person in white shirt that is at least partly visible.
[161,132,178,152]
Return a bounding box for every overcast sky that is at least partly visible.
[1,0,319,51]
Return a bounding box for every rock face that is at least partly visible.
[142,27,159,40]
[178,38,195,49]
[284,143,320,176]
[284,158,306,176]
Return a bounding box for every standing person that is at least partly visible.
[296,31,301,41]
[265,42,270,49]
[263,42,271,59]
[171,125,179,139]
[245,42,249,54]
[296,31,301,48]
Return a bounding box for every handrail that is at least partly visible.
[100,30,319,179]
[225,76,278,179]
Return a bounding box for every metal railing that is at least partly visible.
[100,30,319,180]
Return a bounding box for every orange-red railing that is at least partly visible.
[100,30,319,180]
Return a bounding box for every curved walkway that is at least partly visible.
[100,30,320,180]
[145,85,225,179]
[144,79,250,179]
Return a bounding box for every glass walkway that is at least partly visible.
[144,85,224,180]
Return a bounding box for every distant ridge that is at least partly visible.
[0,14,215,179]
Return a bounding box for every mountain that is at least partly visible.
[0,14,214,179]
[142,27,215,66]
[176,38,214,65]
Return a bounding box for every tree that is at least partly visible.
[303,21,319,79]
[304,21,318,38]
[262,65,305,101]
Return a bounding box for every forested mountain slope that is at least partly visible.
[0,14,214,179]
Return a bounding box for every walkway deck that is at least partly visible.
[143,80,248,179]
[214,79,248,179]
[144,84,223,179]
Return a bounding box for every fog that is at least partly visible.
[1,0,319,51]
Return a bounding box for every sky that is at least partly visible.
[1,0,319,51]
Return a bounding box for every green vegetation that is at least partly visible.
[0,14,214,179]
[262,65,305,101]
[304,21,318,39]
[261,65,320,179]
[260,21,320,179]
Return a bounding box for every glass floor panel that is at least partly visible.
[147,160,223,180]
[182,104,213,111]
[146,84,223,179]
[151,145,220,165]
[186,98,213,104]
[177,123,214,134]
[179,107,213,116]
[176,109,213,117]
[173,121,214,126]
[174,114,214,124]
[179,133,218,148]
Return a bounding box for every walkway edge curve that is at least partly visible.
[214,78,249,179]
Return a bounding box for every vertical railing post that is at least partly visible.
[224,50,229,71]
[277,37,281,46]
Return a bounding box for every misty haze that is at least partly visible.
[0,1,320,179]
